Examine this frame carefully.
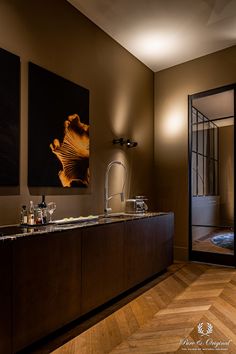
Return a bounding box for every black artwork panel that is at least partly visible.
[28,63,90,187]
[0,48,20,186]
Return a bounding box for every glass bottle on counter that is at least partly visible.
[20,205,28,225]
[28,201,35,225]
[35,206,43,224]
[38,195,47,224]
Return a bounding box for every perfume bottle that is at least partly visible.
[38,195,47,224]
[20,205,28,225]
[28,201,35,225]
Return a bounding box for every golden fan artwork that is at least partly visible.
[28,63,90,187]
[50,114,89,187]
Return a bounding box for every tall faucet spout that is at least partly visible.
[104,160,126,216]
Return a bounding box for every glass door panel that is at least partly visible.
[189,85,235,266]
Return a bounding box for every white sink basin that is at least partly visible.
[107,212,145,217]
[54,215,99,224]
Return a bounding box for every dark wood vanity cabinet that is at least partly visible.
[81,213,174,313]
[0,213,173,353]
[81,223,125,314]
[124,213,174,289]
[12,229,82,352]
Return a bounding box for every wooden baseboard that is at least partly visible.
[174,245,189,261]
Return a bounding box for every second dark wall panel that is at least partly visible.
[0,48,20,187]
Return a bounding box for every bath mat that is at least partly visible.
[211,232,234,250]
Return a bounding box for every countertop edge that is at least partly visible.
[0,212,173,241]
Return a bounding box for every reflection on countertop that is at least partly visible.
[0,212,168,241]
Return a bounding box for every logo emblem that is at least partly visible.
[197,322,213,336]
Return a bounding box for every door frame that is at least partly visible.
[188,83,236,267]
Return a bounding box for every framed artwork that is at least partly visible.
[0,48,20,186]
[28,63,90,187]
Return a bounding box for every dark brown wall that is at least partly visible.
[154,46,236,260]
[0,0,154,225]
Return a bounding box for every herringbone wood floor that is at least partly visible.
[50,263,236,353]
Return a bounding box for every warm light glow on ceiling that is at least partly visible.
[67,0,236,72]
[134,32,177,58]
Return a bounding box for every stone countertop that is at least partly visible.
[0,212,169,241]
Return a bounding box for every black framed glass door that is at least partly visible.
[189,84,235,266]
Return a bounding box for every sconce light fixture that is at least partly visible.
[113,138,138,148]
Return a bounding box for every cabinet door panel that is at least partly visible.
[124,218,157,289]
[154,214,174,272]
[124,215,174,290]
[13,230,81,352]
[0,241,12,354]
[81,223,124,314]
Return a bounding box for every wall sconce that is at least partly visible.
[113,138,138,148]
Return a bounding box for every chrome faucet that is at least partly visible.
[104,160,126,216]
